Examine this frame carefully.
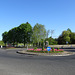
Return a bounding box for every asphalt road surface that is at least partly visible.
[0,48,75,75]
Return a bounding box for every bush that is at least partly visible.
[52,48,55,52]
[42,47,44,50]
[57,48,59,50]
[34,47,37,50]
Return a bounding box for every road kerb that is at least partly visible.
[17,50,75,56]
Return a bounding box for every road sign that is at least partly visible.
[66,41,68,44]
[47,47,51,51]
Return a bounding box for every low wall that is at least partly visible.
[49,44,75,48]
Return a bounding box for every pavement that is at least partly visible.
[17,49,75,56]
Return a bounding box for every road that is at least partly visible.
[0,48,75,75]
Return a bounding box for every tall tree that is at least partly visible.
[8,28,16,46]
[18,22,32,47]
[70,32,75,44]
[50,30,54,44]
[62,31,70,42]
[58,35,65,44]
[58,30,70,44]
[32,23,46,47]
[67,28,72,33]
[2,31,8,46]
[46,30,50,38]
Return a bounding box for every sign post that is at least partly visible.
[47,47,51,54]
[1,45,3,48]
[66,41,68,44]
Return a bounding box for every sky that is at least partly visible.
[0,0,75,40]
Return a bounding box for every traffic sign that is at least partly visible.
[47,47,51,51]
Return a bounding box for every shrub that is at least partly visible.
[57,48,59,50]
[52,48,55,52]
[42,47,44,50]
[34,47,37,50]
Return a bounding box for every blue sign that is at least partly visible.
[47,47,51,51]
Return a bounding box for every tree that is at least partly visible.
[67,28,72,33]
[46,30,50,38]
[0,41,4,46]
[58,30,70,44]
[70,32,75,44]
[58,35,65,44]
[51,30,54,37]
[2,22,32,47]
[50,30,54,44]
[32,23,46,47]
[45,37,57,45]
[62,31,70,43]
[2,31,8,46]
[18,22,32,47]
[7,27,18,46]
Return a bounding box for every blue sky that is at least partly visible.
[0,0,75,40]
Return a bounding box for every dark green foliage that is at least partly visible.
[45,37,58,45]
[41,39,44,50]
[0,41,4,46]
[58,35,66,44]
[34,47,37,50]
[18,23,32,47]
[57,48,59,50]
[52,48,55,52]
[67,28,72,33]
[2,31,8,46]
[70,32,75,44]
[2,25,75,47]
[58,28,75,44]
[7,27,19,46]
[2,22,32,47]
[42,47,44,50]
